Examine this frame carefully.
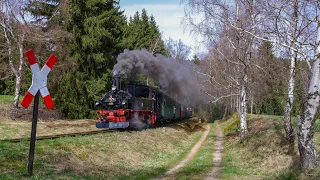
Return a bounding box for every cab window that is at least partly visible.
[135,86,149,98]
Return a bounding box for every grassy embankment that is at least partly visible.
[0,121,205,179]
[221,113,320,180]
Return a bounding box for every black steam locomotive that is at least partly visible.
[95,75,192,129]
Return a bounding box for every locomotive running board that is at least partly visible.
[96,122,129,129]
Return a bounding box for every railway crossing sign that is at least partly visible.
[21,50,57,109]
[20,49,58,176]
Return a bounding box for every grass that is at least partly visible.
[223,152,248,178]
[314,119,320,132]
[0,119,98,140]
[0,122,205,179]
[220,114,320,180]
[0,94,14,104]
[0,94,44,108]
[175,123,216,180]
[0,95,14,120]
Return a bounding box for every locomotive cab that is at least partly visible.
[127,84,156,111]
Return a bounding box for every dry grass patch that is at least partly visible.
[0,119,97,140]
[260,153,294,173]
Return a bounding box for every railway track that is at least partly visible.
[0,129,116,142]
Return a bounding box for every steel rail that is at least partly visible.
[0,129,116,143]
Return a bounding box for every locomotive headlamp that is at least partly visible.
[109,95,114,105]
[109,97,116,101]
[122,100,126,105]
[112,85,116,91]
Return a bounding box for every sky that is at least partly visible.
[119,0,204,56]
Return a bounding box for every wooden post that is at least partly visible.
[28,91,40,176]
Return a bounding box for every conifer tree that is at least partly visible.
[124,9,167,55]
[26,0,61,24]
[56,0,126,118]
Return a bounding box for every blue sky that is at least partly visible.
[119,0,203,55]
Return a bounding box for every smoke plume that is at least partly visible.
[113,49,207,106]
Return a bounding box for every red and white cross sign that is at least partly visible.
[20,50,58,109]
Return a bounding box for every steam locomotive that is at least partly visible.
[95,74,192,129]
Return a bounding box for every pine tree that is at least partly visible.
[149,14,167,55]
[56,0,127,118]
[68,0,127,74]
[124,9,167,55]
[26,0,60,23]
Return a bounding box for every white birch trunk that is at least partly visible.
[240,66,248,142]
[223,106,228,119]
[283,0,298,142]
[1,1,25,108]
[283,50,296,141]
[250,95,253,114]
[297,15,320,169]
[13,75,21,107]
[230,95,233,112]
[13,41,24,108]
[237,95,241,115]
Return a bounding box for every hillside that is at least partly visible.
[220,114,320,179]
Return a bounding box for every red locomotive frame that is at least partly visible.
[96,109,157,127]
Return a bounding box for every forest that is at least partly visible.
[1,0,320,170]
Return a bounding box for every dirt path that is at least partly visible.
[153,124,211,180]
[205,123,224,180]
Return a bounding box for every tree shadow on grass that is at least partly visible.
[271,121,299,166]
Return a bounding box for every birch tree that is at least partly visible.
[183,0,260,141]
[297,19,320,168]
[185,0,316,143]
[0,0,29,108]
[261,0,314,142]
[295,1,320,169]
[230,0,316,141]
[282,0,299,142]
[165,38,191,62]
[186,0,319,168]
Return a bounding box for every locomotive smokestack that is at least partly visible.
[112,71,121,91]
